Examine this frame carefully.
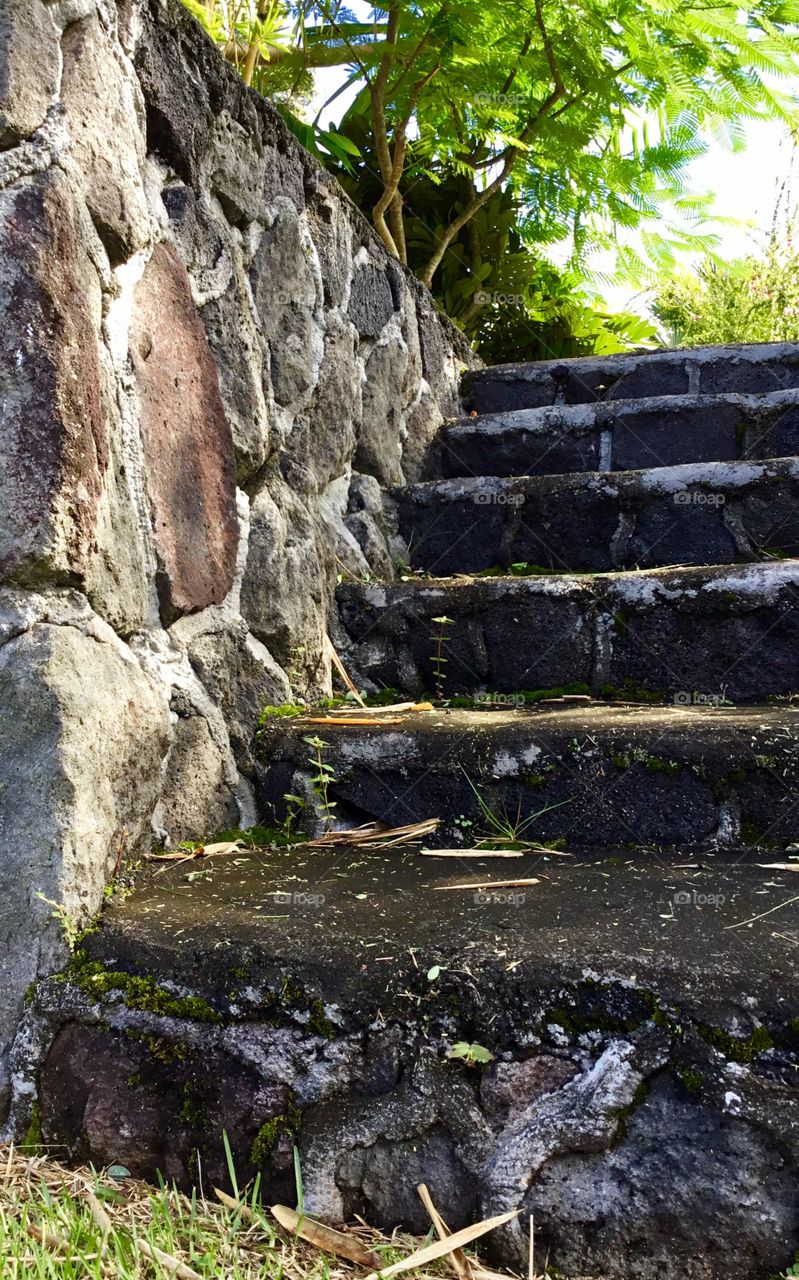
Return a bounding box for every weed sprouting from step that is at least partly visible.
[303,736,337,831]
[447,1041,495,1067]
[461,770,572,852]
[430,615,454,700]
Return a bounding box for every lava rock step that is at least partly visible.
[462,341,799,413]
[255,704,799,851]
[396,459,799,575]
[335,561,799,703]
[435,388,799,478]
[22,849,799,1280]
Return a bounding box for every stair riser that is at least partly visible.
[440,392,799,478]
[397,463,799,574]
[256,709,799,850]
[462,343,799,413]
[337,568,799,703]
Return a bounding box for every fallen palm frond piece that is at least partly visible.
[416,1183,471,1280]
[433,878,540,892]
[0,1145,533,1280]
[324,702,436,715]
[420,850,524,859]
[306,818,440,848]
[326,635,367,708]
[271,1204,382,1268]
[360,1207,520,1280]
[147,839,244,863]
[303,717,406,727]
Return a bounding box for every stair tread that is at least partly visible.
[437,387,799,477]
[462,342,799,413]
[396,458,799,574]
[336,560,799,706]
[87,845,799,1019]
[256,704,799,852]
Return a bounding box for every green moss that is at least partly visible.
[125,1029,189,1065]
[279,976,336,1037]
[644,756,681,776]
[698,1022,773,1062]
[68,955,221,1024]
[740,819,780,849]
[600,682,663,705]
[21,1102,42,1152]
[259,703,305,722]
[612,751,680,775]
[251,1099,302,1167]
[180,1081,203,1126]
[676,1067,704,1095]
[126,1073,142,1090]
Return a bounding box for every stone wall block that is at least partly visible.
[60,10,150,263]
[249,201,322,410]
[0,0,59,147]
[240,476,331,688]
[187,621,291,775]
[0,169,107,586]
[0,607,170,1106]
[130,241,239,623]
[357,339,409,486]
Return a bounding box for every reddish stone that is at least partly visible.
[0,169,106,584]
[480,1055,579,1121]
[130,243,238,623]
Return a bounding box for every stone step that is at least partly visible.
[462,341,799,414]
[25,850,799,1278]
[335,560,799,703]
[395,458,799,575]
[436,388,799,478]
[255,704,799,851]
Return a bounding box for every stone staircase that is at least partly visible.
[258,341,799,856]
[24,343,799,1280]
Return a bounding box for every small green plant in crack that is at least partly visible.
[448,1041,494,1067]
[303,736,337,831]
[462,770,572,852]
[430,614,454,700]
[36,893,83,954]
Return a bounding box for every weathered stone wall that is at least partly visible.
[0,0,475,1112]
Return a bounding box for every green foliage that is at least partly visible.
[653,219,799,346]
[183,0,799,355]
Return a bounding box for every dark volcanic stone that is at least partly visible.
[347,261,396,338]
[130,242,238,623]
[31,845,799,1280]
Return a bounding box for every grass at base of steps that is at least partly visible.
[0,1146,531,1280]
